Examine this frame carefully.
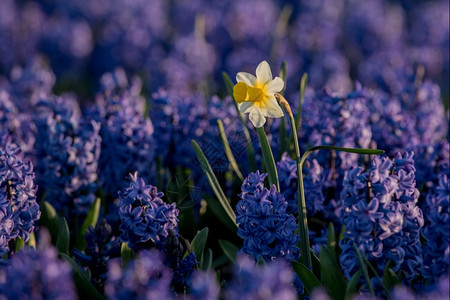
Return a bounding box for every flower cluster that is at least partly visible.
[105,249,173,300]
[235,171,300,262]
[0,143,39,256]
[0,245,76,300]
[33,96,101,218]
[224,255,297,300]
[117,173,179,252]
[339,152,424,283]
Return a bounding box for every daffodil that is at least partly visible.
[233,61,284,128]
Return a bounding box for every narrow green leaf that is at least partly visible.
[76,197,101,250]
[222,72,256,171]
[310,248,321,279]
[295,73,308,129]
[190,227,209,265]
[383,261,401,290]
[60,253,104,300]
[301,145,385,167]
[192,140,237,228]
[217,120,244,181]
[219,240,239,262]
[211,254,229,269]
[320,246,347,300]
[15,238,25,252]
[121,242,135,269]
[256,127,280,191]
[279,61,287,96]
[40,201,60,244]
[327,223,336,260]
[292,261,322,295]
[257,257,266,266]
[353,244,375,296]
[26,232,36,248]
[278,116,287,159]
[201,248,213,270]
[345,269,362,299]
[206,196,238,233]
[56,217,70,255]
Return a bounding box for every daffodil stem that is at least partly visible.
[256,127,280,192]
[275,93,312,269]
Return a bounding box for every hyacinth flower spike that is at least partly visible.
[233,60,284,128]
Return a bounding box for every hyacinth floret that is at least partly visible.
[0,245,76,300]
[118,172,179,252]
[225,255,297,300]
[0,143,39,256]
[235,171,299,262]
[339,152,424,283]
[105,249,173,300]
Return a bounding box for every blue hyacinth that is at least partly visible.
[235,171,300,262]
[171,252,198,294]
[0,245,76,300]
[105,249,173,300]
[188,270,220,300]
[34,96,101,218]
[117,172,179,252]
[225,254,297,300]
[0,143,40,257]
[339,152,424,284]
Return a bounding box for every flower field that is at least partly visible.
[0,0,449,299]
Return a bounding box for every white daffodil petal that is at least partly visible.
[236,72,256,86]
[263,98,284,118]
[249,106,266,128]
[238,101,254,114]
[266,76,284,94]
[255,61,272,85]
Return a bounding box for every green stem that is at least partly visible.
[256,127,280,191]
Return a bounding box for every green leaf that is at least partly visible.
[292,261,322,295]
[257,256,266,266]
[192,140,237,228]
[301,146,384,167]
[211,254,229,269]
[40,201,60,244]
[345,269,362,299]
[201,248,213,270]
[76,197,101,250]
[295,73,308,129]
[383,261,401,290]
[56,217,70,255]
[219,240,239,262]
[15,238,25,252]
[320,246,347,300]
[353,244,375,296]
[121,242,135,269]
[217,120,244,181]
[60,253,104,300]
[190,227,209,265]
[27,232,36,248]
[278,61,287,96]
[256,127,280,191]
[310,248,321,279]
[206,196,238,233]
[278,116,288,159]
[327,223,336,260]
[222,72,256,171]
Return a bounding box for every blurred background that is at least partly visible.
[1,0,449,103]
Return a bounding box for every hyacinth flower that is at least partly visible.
[117,172,179,252]
[0,243,77,300]
[235,171,300,262]
[33,96,101,218]
[188,270,220,300]
[225,254,297,300]
[339,152,424,285]
[105,249,173,300]
[0,143,40,257]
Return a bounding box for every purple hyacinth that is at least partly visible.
[0,245,76,300]
[0,143,40,257]
[105,249,173,300]
[339,152,424,284]
[235,171,300,262]
[91,81,155,197]
[188,270,220,300]
[117,172,179,252]
[34,96,101,218]
[72,219,121,293]
[225,254,297,300]
[172,252,198,294]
